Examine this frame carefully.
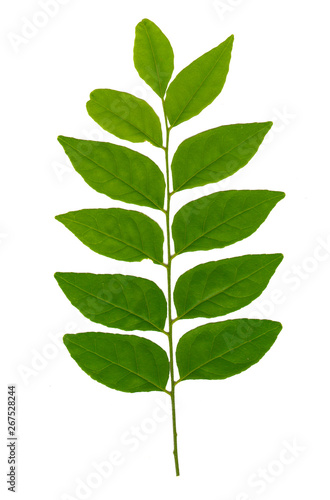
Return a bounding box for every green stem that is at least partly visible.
[163,100,180,476]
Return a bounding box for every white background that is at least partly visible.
[1,0,330,499]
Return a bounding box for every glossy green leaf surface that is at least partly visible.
[134,18,174,98]
[64,332,169,393]
[58,136,165,211]
[56,208,164,265]
[165,35,233,127]
[86,89,163,147]
[55,273,167,332]
[172,190,285,255]
[176,319,282,381]
[174,254,283,320]
[171,122,272,192]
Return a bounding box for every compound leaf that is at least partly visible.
[172,190,285,255]
[165,35,233,127]
[134,19,174,98]
[171,122,272,192]
[56,208,164,265]
[86,89,163,147]
[55,273,167,332]
[55,19,285,476]
[176,319,282,382]
[58,136,165,211]
[174,254,283,320]
[64,332,169,393]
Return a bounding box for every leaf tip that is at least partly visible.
[63,333,72,347]
[86,90,98,109]
[227,34,234,46]
[276,321,283,332]
[140,18,151,25]
[272,190,286,202]
[54,214,67,227]
[88,89,100,100]
[275,253,284,264]
[54,272,63,283]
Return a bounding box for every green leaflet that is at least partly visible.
[134,19,174,98]
[171,123,272,192]
[58,136,165,211]
[165,35,233,127]
[86,89,163,147]
[64,332,169,393]
[174,254,283,320]
[56,208,164,265]
[55,273,167,332]
[172,190,285,255]
[176,319,282,381]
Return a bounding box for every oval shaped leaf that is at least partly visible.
[176,319,282,382]
[174,254,283,320]
[134,19,174,98]
[172,190,285,255]
[55,273,167,332]
[86,89,163,148]
[171,122,272,192]
[64,332,169,393]
[165,35,233,127]
[56,208,164,265]
[58,136,165,211]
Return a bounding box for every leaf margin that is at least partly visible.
[64,331,170,393]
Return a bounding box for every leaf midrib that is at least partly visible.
[67,336,168,392]
[59,137,163,211]
[170,40,230,127]
[176,256,281,320]
[178,324,280,381]
[142,21,163,97]
[174,124,270,192]
[175,194,282,254]
[57,274,164,332]
[60,214,163,265]
[90,94,163,148]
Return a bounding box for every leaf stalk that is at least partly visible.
[162,99,180,476]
